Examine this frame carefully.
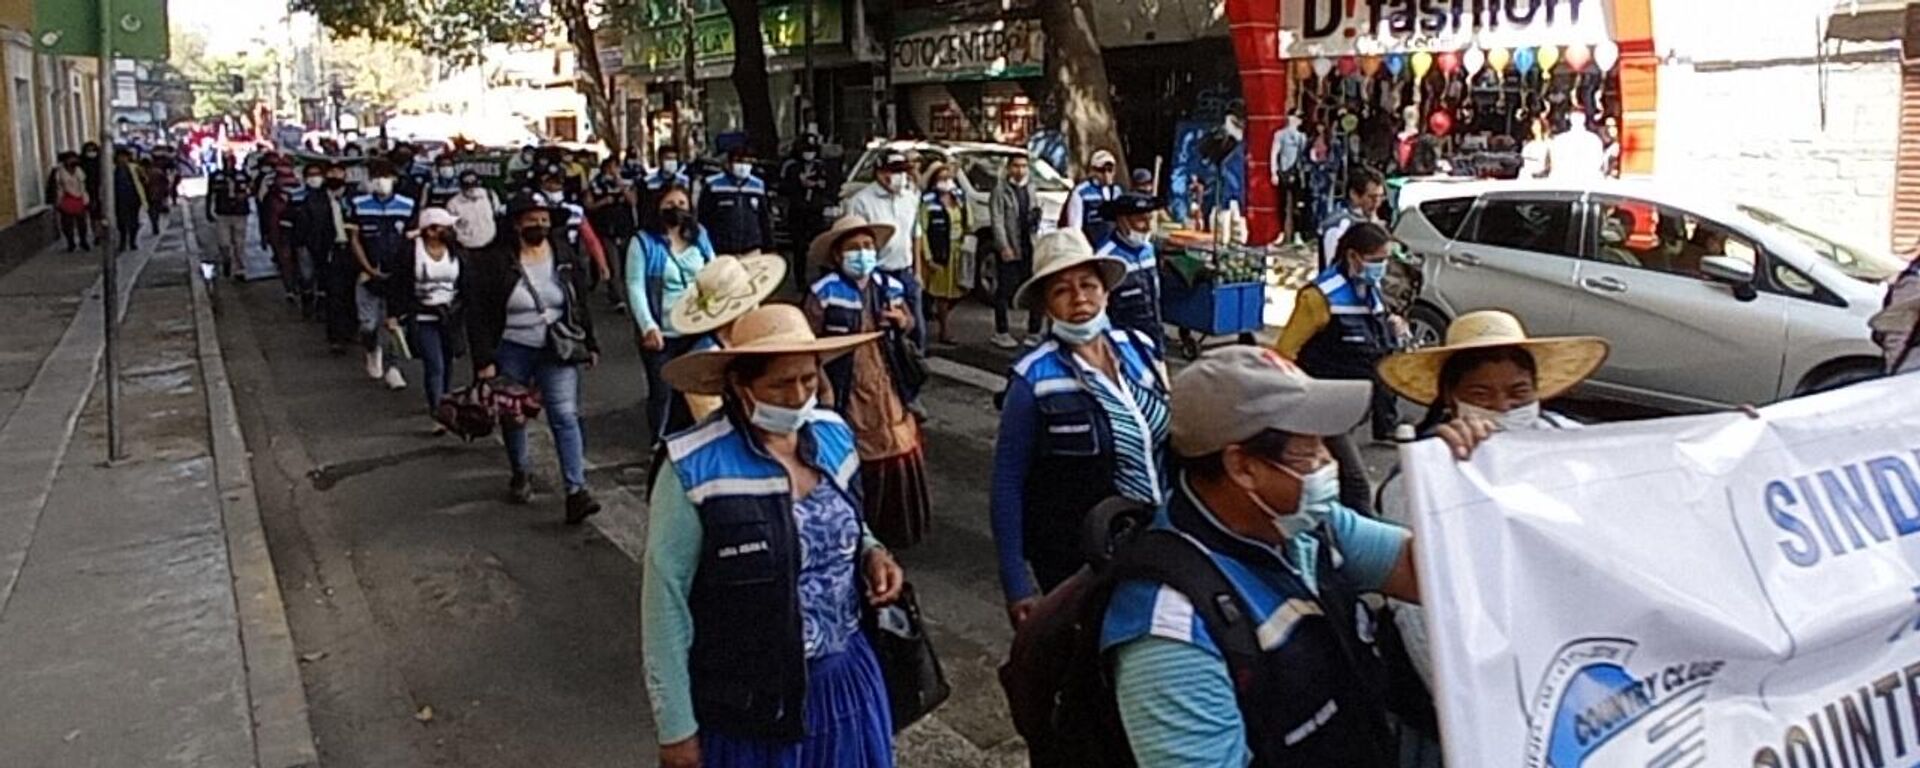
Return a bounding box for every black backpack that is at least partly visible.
[998,498,1262,768]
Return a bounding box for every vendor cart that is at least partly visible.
[1158,243,1271,360]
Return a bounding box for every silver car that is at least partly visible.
[1393,178,1902,411]
[834,140,1070,299]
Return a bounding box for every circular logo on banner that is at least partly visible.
[119,14,145,35]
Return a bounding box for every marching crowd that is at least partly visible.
[134,131,1920,768]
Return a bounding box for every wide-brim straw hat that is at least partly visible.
[808,213,896,266]
[662,304,880,395]
[1014,229,1128,310]
[667,253,788,336]
[1376,310,1611,406]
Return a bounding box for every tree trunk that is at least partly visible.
[556,0,619,147]
[721,0,779,158]
[1041,0,1125,176]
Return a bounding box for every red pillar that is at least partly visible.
[1228,0,1287,244]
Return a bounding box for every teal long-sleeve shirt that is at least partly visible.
[625,230,714,336]
[640,466,884,745]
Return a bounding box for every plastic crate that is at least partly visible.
[1162,279,1265,336]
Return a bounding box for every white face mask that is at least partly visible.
[1457,400,1544,432]
[1246,461,1341,539]
[749,394,816,435]
[463,187,487,200]
[661,159,681,174]
[437,166,456,180]
[935,180,957,194]
[802,151,818,161]
[1051,310,1110,346]
[730,162,754,178]
[370,178,395,197]
[304,176,324,189]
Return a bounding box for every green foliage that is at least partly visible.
[168,28,280,120]
[289,0,549,68]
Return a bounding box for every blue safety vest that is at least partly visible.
[701,172,770,253]
[1073,179,1120,244]
[664,408,862,741]
[1095,235,1161,346]
[350,193,416,272]
[1297,264,1391,380]
[810,271,905,407]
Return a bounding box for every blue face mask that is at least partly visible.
[749,394,816,435]
[841,248,879,279]
[1361,260,1389,285]
[1051,310,1111,346]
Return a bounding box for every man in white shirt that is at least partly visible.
[846,150,927,351]
[1547,111,1606,180]
[443,170,501,250]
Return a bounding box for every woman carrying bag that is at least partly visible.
[643,304,907,768]
[466,193,602,524]
[803,214,933,550]
[388,207,473,433]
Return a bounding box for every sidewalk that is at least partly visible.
[0,212,316,768]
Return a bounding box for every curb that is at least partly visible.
[182,211,322,768]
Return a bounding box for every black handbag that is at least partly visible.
[862,582,950,732]
[867,282,928,398]
[521,268,592,364]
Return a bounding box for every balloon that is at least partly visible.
[1594,40,1620,71]
[1513,47,1536,74]
[1359,55,1383,77]
[1436,51,1460,75]
[1411,51,1433,80]
[1564,43,1591,71]
[1337,55,1359,76]
[1428,110,1454,137]
[1538,45,1560,72]
[1487,47,1511,72]
[1312,57,1335,78]
[1463,47,1486,76]
[1292,58,1315,80]
[1386,52,1406,77]
[1340,113,1360,133]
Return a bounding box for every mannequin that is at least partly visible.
[1395,105,1421,171]
[1270,115,1307,238]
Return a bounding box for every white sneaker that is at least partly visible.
[990,333,1018,349]
[363,348,384,379]
[1023,333,1046,347]
[383,367,407,390]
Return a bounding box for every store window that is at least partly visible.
[9,42,43,218]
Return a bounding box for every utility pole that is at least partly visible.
[677,0,699,155]
[799,0,814,139]
[98,0,122,461]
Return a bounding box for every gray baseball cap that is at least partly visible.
[1170,346,1373,458]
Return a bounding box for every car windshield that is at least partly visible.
[1736,204,1906,282]
[957,151,1070,193]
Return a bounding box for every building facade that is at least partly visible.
[0,0,103,244]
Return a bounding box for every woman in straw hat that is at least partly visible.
[805,214,931,549]
[627,180,715,437]
[1371,309,1609,722]
[916,162,969,346]
[466,192,603,524]
[653,252,786,437]
[643,304,905,768]
[990,228,1169,628]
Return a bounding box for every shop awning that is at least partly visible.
[1827,0,1913,42]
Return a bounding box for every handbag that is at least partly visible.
[57,193,88,216]
[521,267,592,364]
[868,282,928,398]
[861,582,950,732]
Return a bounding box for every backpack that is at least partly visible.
[998,498,1262,768]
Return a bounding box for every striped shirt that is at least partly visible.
[1075,351,1169,505]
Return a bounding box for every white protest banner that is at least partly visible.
[1404,374,1920,768]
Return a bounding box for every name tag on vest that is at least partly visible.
[718,540,770,559]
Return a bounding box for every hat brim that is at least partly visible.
[808,222,897,266]
[666,254,789,335]
[1014,255,1129,311]
[662,332,882,395]
[1376,336,1612,406]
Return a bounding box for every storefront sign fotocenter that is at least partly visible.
[890,19,1045,85]
[1279,0,1615,57]
[1404,374,1920,767]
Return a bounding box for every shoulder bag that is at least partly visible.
[521,265,593,364]
[862,582,950,732]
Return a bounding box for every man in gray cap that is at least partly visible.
[1099,346,1488,766]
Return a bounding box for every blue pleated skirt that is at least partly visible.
[700,632,894,768]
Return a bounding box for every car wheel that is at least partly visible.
[1798,365,1880,396]
[1407,305,1449,349]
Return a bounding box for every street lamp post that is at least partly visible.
[99,0,123,461]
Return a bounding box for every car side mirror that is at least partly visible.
[1700,256,1758,301]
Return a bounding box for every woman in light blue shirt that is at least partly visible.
[628,181,715,439]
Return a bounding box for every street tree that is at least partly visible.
[719,0,779,157]
[168,29,280,121]
[292,0,619,145]
[1041,0,1126,176]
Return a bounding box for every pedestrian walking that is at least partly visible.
[389,208,472,431]
[780,134,831,292]
[644,303,905,768]
[1093,192,1164,352]
[81,142,104,226]
[656,253,787,438]
[207,153,255,279]
[536,167,612,287]
[390,143,431,203]
[444,170,501,251]
[111,148,147,252]
[425,155,463,207]
[1319,167,1385,271]
[1274,221,1406,514]
[142,153,173,235]
[917,163,969,347]
[698,146,775,256]
[465,193,602,523]
[1060,149,1121,246]
[1096,346,1490,767]
[303,162,359,353]
[643,145,692,207]
[805,214,931,549]
[989,154,1045,349]
[588,157,635,311]
[263,160,304,302]
[626,181,718,440]
[285,163,324,314]
[991,229,1169,621]
[1872,256,1920,376]
[347,160,418,389]
[845,150,926,352]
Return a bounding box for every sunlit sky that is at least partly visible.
[172,0,289,55]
